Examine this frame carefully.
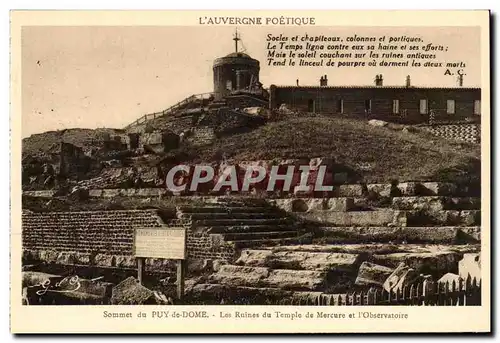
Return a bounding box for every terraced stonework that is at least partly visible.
[21,181,481,304]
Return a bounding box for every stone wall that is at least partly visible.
[186,231,236,261]
[21,209,237,269]
[418,123,480,143]
[186,127,216,146]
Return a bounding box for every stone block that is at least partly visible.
[120,188,137,196]
[39,250,59,264]
[306,198,327,211]
[56,252,76,265]
[325,198,354,212]
[102,189,120,198]
[94,254,115,267]
[115,255,137,268]
[74,253,92,265]
[373,251,460,276]
[355,262,394,287]
[334,184,364,197]
[460,227,481,241]
[460,210,480,226]
[383,262,421,292]
[438,273,463,290]
[418,182,458,196]
[236,249,363,272]
[368,119,388,127]
[401,227,459,244]
[22,272,59,287]
[459,253,481,280]
[111,277,156,305]
[22,249,39,263]
[392,196,445,211]
[209,265,270,286]
[301,210,397,227]
[367,183,392,197]
[396,182,418,196]
[266,269,326,291]
[88,189,103,197]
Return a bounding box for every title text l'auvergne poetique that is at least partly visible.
[199,16,315,26]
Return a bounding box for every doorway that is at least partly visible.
[308,99,315,112]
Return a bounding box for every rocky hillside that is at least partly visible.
[22,128,123,158]
[22,115,481,185]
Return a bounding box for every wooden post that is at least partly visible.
[137,258,145,285]
[176,259,185,301]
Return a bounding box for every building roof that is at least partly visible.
[271,85,481,90]
[224,52,253,58]
[213,52,260,67]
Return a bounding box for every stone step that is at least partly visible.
[406,210,480,226]
[223,231,301,242]
[193,218,291,227]
[179,212,283,220]
[207,224,296,234]
[235,249,365,272]
[232,233,314,249]
[260,243,481,256]
[392,196,481,211]
[177,206,277,214]
[208,265,327,291]
[371,251,462,276]
[366,182,476,197]
[300,209,480,227]
[299,209,403,227]
[270,197,355,213]
[315,226,480,244]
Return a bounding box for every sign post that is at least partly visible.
[134,227,186,300]
[137,257,145,285]
[176,260,185,301]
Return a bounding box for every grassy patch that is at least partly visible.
[192,116,480,183]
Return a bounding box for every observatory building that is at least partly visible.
[213,31,260,100]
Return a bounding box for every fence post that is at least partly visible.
[422,279,432,306]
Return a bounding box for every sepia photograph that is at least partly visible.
[10,10,490,333]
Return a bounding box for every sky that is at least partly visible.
[21,25,481,137]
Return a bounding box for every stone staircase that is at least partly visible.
[185,182,482,304]
[175,198,310,251]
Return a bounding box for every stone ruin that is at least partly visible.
[22,179,482,305]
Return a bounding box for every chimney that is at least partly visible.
[375,74,383,86]
[324,75,328,86]
[406,75,411,88]
[457,74,464,87]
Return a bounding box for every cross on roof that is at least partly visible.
[233,29,240,53]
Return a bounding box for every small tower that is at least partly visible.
[213,29,260,100]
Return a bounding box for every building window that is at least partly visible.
[474,100,481,115]
[392,100,399,114]
[420,99,428,115]
[365,100,372,112]
[226,80,232,90]
[336,99,343,114]
[446,100,455,114]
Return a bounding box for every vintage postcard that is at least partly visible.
[10,10,490,333]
